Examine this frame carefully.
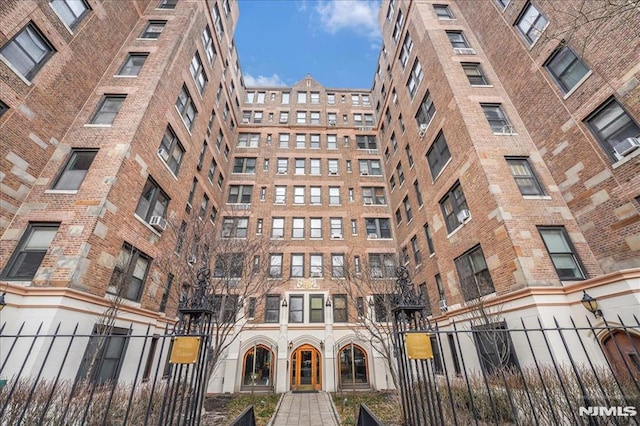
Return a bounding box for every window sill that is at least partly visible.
[471,84,494,88]
[44,189,78,194]
[133,213,162,236]
[83,124,112,128]
[523,195,552,200]
[113,75,138,79]
[612,148,640,169]
[446,221,468,239]
[429,253,436,259]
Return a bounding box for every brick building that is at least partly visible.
[0,0,638,394]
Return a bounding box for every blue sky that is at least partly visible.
[234,0,382,89]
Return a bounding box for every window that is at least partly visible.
[51,0,91,28]
[175,85,197,130]
[362,187,386,205]
[310,218,322,238]
[481,104,513,133]
[545,46,589,94]
[473,321,519,374]
[424,223,434,254]
[585,97,640,160]
[332,253,345,278]
[289,295,304,323]
[310,111,320,124]
[310,187,322,205]
[310,159,321,175]
[274,186,286,204]
[411,236,421,264]
[77,324,130,385]
[333,295,347,322]
[232,157,256,174]
[353,113,363,126]
[227,185,253,204]
[189,53,207,94]
[1,22,55,81]
[202,26,216,64]
[434,4,453,19]
[427,131,451,179]
[212,3,224,36]
[108,244,151,301]
[221,217,248,238]
[365,218,391,239]
[292,217,305,238]
[208,159,217,182]
[416,91,436,127]
[271,217,285,238]
[446,31,470,48]
[396,162,405,185]
[356,135,377,150]
[327,93,335,104]
[406,145,414,167]
[403,196,412,222]
[515,2,548,45]
[52,149,97,190]
[329,187,341,205]
[295,134,306,148]
[440,182,469,233]
[269,254,283,277]
[276,158,288,174]
[140,20,166,39]
[413,180,423,206]
[279,111,289,123]
[158,0,177,8]
[0,100,8,117]
[507,157,544,195]
[117,53,148,76]
[310,254,323,277]
[538,226,586,280]
[369,254,396,278]
[330,218,343,238]
[400,32,413,68]
[293,186,305,204]
[282,92,290,104]
[265,295,280,322]
[462,63,488,85]
[297,91,307,103]
[199,194,209,219]
[295,158,305,175]
[158,126,185,175]
[2,223,59,279]
[135,178,169,223]
[392,10,404,43]
[359,159,382,175]
[310,134,321,149]
[307,294,324,323]
[406,59,423,99]
[291,254,304,278]
[242,345,273,387]
[278,133,290,148]
[187,178,196,210]
[374,294,394,322]
[455,245,494,301]
[213,253,244,278]
[90,95,125,125]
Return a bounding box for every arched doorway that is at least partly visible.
[602,330,640,380]
[241,345,274,390]
[290,344,321,391]
[338,344,369,389]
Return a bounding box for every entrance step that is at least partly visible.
[270,391,339,426]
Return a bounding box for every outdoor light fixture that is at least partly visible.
[282,298,288,308]
[325,298,332,307]
[320,341,324,349]
[581,291,603,318]
[0,293,5,312]
[288,341,293,350]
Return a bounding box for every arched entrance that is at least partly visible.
[338,344,369,389]
[602,330,640,380]
[290,344,321,391]
[241,345,274,390]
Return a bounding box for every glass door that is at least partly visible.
[291,345,321,391]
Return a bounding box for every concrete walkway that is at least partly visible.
[270,391,340,426]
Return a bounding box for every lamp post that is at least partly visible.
[581,291,603,318]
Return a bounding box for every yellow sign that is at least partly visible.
[405,333,433,360]
[169,336,201,364]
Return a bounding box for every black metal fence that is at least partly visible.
[357,403,385,426]
[229,405,256,426]
[0,321,208,425]
[391,267,640,425]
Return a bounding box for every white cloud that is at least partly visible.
[243,73,287,87]
[315,0,380,39]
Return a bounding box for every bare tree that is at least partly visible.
[151,209,284,384]
[536,0,640,54]
[328,254,401,389]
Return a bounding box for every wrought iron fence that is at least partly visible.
[0,321,207,425]
[229,405,256,426]
[356,403,385,426]
[391,268,640,426]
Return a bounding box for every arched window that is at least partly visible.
[338,344,369,389]
[242,345,273,388]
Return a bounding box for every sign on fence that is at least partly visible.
[405,332,433,360]
[169,336,201,364]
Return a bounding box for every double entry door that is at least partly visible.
[291,344,321,391]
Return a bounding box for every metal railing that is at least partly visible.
[357,403,385,426]
[229,405,255,426]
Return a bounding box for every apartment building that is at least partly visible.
[0,0,638,394]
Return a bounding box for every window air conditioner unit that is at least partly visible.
[158,148,169,161]
[360,171,369,176]
[367,149,378,154]
[457,209,471,223]
[329,169,338,175]
[149,216,167,232]
[275,199,285,204]
[439,299,448,312]
[277,169,287,174]
[418,124,428,138]
[279,118,287,123]
[331,233,343,239]
[500,125,516,134]
[613,137,640,158]
[310,272,322,278]
[368,233,379,239]
[364,199,373,205]
[329,119,336,125]
[454,47,476,55]
[187,255,197,264]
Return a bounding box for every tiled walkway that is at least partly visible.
[270,391,339,426]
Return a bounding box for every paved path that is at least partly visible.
[270,391,339,426]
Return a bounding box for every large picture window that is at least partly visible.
[338,344,369,388]
[242,345,274,388]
